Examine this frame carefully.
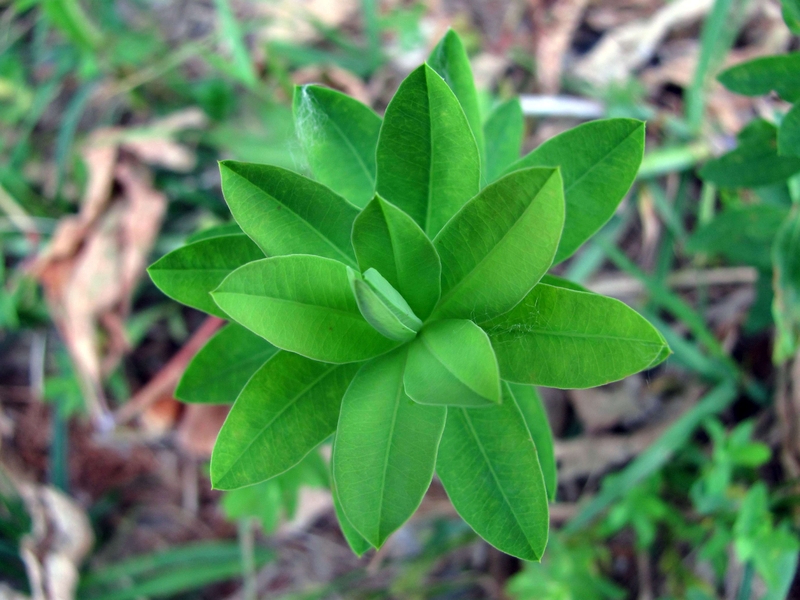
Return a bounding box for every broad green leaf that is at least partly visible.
[211,351,359,489]
[212,256,400,363]
[352,195,441,319]
[432,168,564,321]
[779,102,800,157]
[348,269,420,342]
[505,382,557,501]
[700,120,800,187]
[436,396,549,561]
[772,206,800,363]
[404,319,500,407]
[506,118,644,264]
[219,160,359,266]
[186,222,243,243]
[783,0,800,34]
[333,349,446,547]
[718,54,800,102]
[376,64,480,237]
[148,234,264,318]
[483,284,670,388]
[539,274,592,293]
[428,30,485,166]
[687,204,789,270]
[483,98,524,184]
[293,84,381,208]
[332,474,373,557]
[176,323,277,404]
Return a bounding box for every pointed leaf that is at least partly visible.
[187,222,243,243]
[333,349,446,547]
[428,30,485,164]
[483,98,524,184]
[352,195,441,319]
[506,118,645,264]
[376,64,480,237]
[404,320,500,407]
[212,256,400,364]
[505,382,557,501]
[349,269,419,343]
[718,54,800,102]
[361,268,423,331]
[293,85,381,208]
[539,274,592,293]
[211,351,359,489]
[432,168,564,321]
[176,323,278,404]
[332,474,373,556]
[219,161,359,266]
[482,283,670,388]
[436,398,549,561]
[700,120,800,187]
[148,234,264,318]
[779,102,800,157]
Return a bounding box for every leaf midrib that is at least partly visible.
[215,361,338,484]
[375,374,404,544]
[561,125,641,195]
[326,111,376,190]
[420,331,482,398]
[213,292,362,321]
[490,326,665,345]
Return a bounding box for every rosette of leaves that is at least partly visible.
[148,30,669,561]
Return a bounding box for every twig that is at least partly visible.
[589,266,758,298]
[113,316,223,426]
[519,94,605,119]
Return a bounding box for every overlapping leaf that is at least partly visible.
[779,102,800,157]
[483,98,524,184]
[718,53,800,102]
[293,85,381,208]
[148,234,264,318]
[483,283,670,388]
[433,167,564,321]
[333,349,446,547]
[211,351,359,489]
[176,323,277,404]
[506,119,645,264]
[376,64,480,237]
[212,255,399,363]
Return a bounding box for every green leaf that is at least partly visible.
[779,102,800,157]
[433,168,564,321]
[376,64,480,237]
[428,30,485,165]
[782,0,800,34]
[176,323,278,404]
[505,382,558,501]
[333,349,446,547]
[331,473,373,557]
[352,195,441,319]
[186,222,243,243]
[772,206,800,363]
[148,234,264,318]
[211,351,359,489]
[718,53,800,102]
[483,98,524,184]
[219,161,359,266]
[436,395,550,561]
[506,119,645,264]
[687,204,789,270]
[483,284,670,388]
[700,120,800,187]
[539,274,592,293]
[293,84,382,208]
[212,256,400,363]
[404,319,500,407]
[348,269,420,342]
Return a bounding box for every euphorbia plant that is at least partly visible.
[149,30,669,560]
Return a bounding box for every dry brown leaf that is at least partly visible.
[569,376,658,433]
[175,404,230,459]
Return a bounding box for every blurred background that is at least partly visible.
[1,0,800,598]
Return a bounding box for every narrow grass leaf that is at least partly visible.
[148,234,264,318]
[433,168,564,321]
[212,255,399,363]
[334,349,446,547]
[293,85,381,208]
[506,118,645,264]
[220,161,359,266]
[176,323,277,404]
[404,320,500,407]
[483,284,669,389]
[436,395,549,561]
[211,351,359,489]
[376,64,480,236]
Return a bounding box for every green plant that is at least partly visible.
[148,29,669,560]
